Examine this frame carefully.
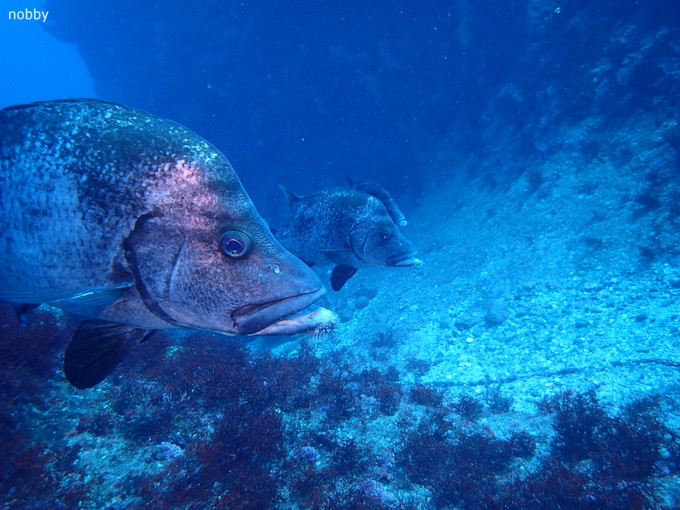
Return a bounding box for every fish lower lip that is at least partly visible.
[386,252,419,266]
[232,287,327,335]
[254,306,338,336]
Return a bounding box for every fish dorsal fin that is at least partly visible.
[279,184,302,205]
[345,178,407,226]
[64,320,152,389]
[331,265,358,291]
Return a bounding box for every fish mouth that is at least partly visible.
[232,287,331,336]
[385,251,421,267]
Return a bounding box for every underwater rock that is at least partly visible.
[484,301,510,326]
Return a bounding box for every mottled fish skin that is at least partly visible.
[0,99,331,337]
[278,186,419,278]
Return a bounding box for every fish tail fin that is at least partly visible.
[279,184,301,205]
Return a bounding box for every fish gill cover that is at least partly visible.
[1,0,680,508]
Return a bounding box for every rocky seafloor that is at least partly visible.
[2,110,680,509]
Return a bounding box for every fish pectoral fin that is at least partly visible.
[330,265,358,291]
[52,283,133,315]
[64,320,152,389]
[318,247,352,266]
[318,248,350,254]
[0,282,132,308]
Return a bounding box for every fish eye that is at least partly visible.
[380,231,392,241]
[221,230,251,258]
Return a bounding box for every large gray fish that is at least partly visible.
[0,99,336,388]
[278,186,421,291]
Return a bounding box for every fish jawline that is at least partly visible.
[232,287,327,335]
[386,252,420,267]
[253,306,338,336]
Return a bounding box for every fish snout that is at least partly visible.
[384,233,419,267]
[231,252,333,336]
[232,286,327,335]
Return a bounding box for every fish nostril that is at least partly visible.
[267,263,281,274]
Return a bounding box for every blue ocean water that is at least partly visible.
[0,4,94,107]
[1,0,679,508]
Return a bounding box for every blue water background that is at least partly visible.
[4,1,678,217]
